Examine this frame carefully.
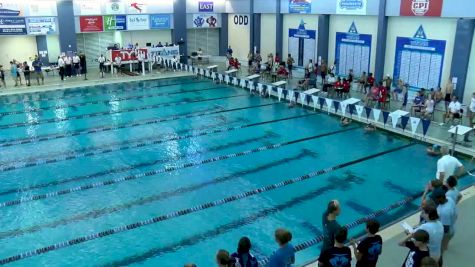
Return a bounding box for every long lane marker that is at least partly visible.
[0,103,283,171]
[0,85,230,116]
[0,143,415,265]
[0,89,241,130]
[0,123,347,208]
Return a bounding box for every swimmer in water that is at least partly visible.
[340,117,352,126]
[426,144,442,156]
[364,123,376,132]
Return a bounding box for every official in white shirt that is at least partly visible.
[436,146,464,182]
[113,56,122,76]
[98,54,106,78]
[468,92,475,130]
[57,56,65,81]
[72,53,80,76]
[444,96,462,124]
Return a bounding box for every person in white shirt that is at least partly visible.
[113,56,122,76]
[171,55,178,71]
[307,59,314,73]
[64,56,72,78]
[98,54,106,78]
[57,56,65,81]
[432,188,457,252]
[443,96,462,124]
[416,202,444,263]
[422,94,435,119]
[436,146,464,182]
[468,92,475,130]
[72,53,80,76]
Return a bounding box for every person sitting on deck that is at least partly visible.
[297,68,311,90]
[276,64,289,80]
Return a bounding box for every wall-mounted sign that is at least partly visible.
[76,0,101,15]
[198,1,214,12]
[111,48,148,62]
[336,0,367,15]
[127,2,147,14]
[193,13,218,28]
[288,20,316,67]
[105,0,126,15]
[289,0,311,14]
[393,25,446,92]
[104,15,127,31]
[79,16,103,32]
[0,16,26,35]
[150,14,170,29]
[335,22,372,78]
[400,0,443,17]
[233,14,249,26]
[0,2,22,16]
[27,17,57,35]
[148,46,180,58]
[28,1,56,16]
[127,14,149,30]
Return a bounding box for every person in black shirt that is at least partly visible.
[318,227,352,267]
[23,62,31,86]
[399,229,430,267]
[79,52,88,80]
[0,65,6,89]
[351,219,383,267]
[321,200,342,253]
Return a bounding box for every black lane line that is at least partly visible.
[0,130,276,198]
[0,85,231,117]
[0,147,312,240]
[0,79,204,105]
[103,173,365,266]
[0,143,415,264]
[0,87,239,130]
[0,122,344,208]
[0,103,281,172]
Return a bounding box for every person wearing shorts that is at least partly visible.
[98,54,105,78]
[443,79,454,112]
[286,54,294,78]
[444,96,462,124]
[32,56,44,85]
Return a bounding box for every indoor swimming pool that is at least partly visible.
[0,77,473,266]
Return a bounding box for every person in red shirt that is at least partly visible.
[228,57,235,70]
[232,58,240,69]
[342,78,351,99]
[334,77,343,99]
[277,64,288,78]
[274,53,281,64]
[365,73,375,94]
[378,81,388,109]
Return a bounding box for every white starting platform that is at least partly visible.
[390,109,410,117]
[272,80,287,88]
[207,65,218,71]
[225,69,238,77]
[245,74,260,80]
[303,88,321,95]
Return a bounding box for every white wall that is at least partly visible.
[228,14,250,60]
[260,14,276,57]
[46,35,61,62]
[384,17,457,88]
[328,15,378,74]
[0,36,37,70]
[120,30,172,47]
[282,14,318,63]
[463,32,475,104]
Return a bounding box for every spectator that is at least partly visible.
[445,176,462,204]
[412,90,426,115]
[98,54,106,78]
[276,64,288,79]
[23,61,31,86]
[416,201,444,263]
[216,249,233,267]
[73,53,80,76]
[468,92,475,130]
[32,56,44,85]
[231,237,258,267]
[286,54,295,78]
[365,73,375,94]
[227,45,233,58]
[79,52,87,80]
[320,60,328,85]
[57,56,65,81]
[321,200,341,253]
[0,65,6,89]
[10,61,18,86]
[319,227,351,267]
[64,55,72,77]
[399,229,430,267]
[422,94,435,119]
[436,146,464,182]
[432,188,458,252]
[443,79,454,113]
[307,59,314,73]
[443,96,462,124]
[268,228,295,267]
[351,219,383,267]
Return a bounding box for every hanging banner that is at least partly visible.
[127,14,150,30]
[373,108,381,122]
[393,25,446,94]
[289,0,311,14]
[0,2,22,16]
[105,0,126,15]
[0,16,25,35]
[76,0,101,15]
[104,15,127,31]
[27,17,57,35]
[400,0,443,17]
[150,14,170,29]
[79,16,103,32]
[410,117,421,134]
[288,20,316,67]
[127,1,147,14]
[27,1,56,16]
[336,0,367,15]
[355,105,364,119]
[335,22,371,78]
[111,48,148,62]
[193,13,218,28]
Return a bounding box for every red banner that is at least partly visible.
[111,49,148,61]
[79,16,103,32]
[400,0,443,17]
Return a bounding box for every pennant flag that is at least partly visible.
[233,77,239,86]
[248,82,255,91]
[325,98,333,112]
[340,102,348,116]
[283,89,289,101]
[401,116,409,131]
[312,95,319,110]
[319,97,325,109]
[224,75,230,84]
[205,70,210,77]
[287,90,295,102]
[356,105,364,119]
[219,74,224,82]
[422,119,431,136]
[365,106,372,119]
[389,112,400,128]
[382,111,390,126]
[333,101,340,113]
[300,93,306,106]
[373,109,381,122]
[294,91,299,102]
[277,87,283,101]
[306,94,312,105]
[257,83,264,94]
[240,79,247,88]
[410,117,421,135]
[349,104,355,116]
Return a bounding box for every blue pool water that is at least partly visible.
[0,77,473,266]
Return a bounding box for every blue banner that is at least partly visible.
[289,0,311,14]
[0,17,26,35]
[150,14,170,29]
[335,22,372,78]
[393,25,446,92]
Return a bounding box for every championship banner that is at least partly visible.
[76,0,101,15]
[0,2,22,16]
[0,16,25,35]
[288,20,316,67]
[193,13,218,28]
[79,16,103,32]
[105,0,126,15]
[335,22,371,78]
[289,0,311,14]
[127,14,150,30]
[400,0,443,17]
[27,17,57,35]
[336,0,367,15]
[104,15,127,31]
[111,49,148,62]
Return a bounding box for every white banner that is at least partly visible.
[373,108,381,122]
[28,1,56,16]
[410,117,421,135]
[27,17,57,35]
[336,0,367,15]
[76,0,101,15]
[192,13,218,28]
[105,0,126,15]
[127,15,150,30]
[355,105,364,119]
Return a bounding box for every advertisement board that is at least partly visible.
[0,16,26,35]
[289,0,311,14]
[192,13,218,28]
[400,0,443,17]
[79,16,103,32]
[127,14,149,30]
[150,14,170,29]
[27,17,57,35]
[336,0,367,15]
[111,48,148,62]
[104,15,127,31]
